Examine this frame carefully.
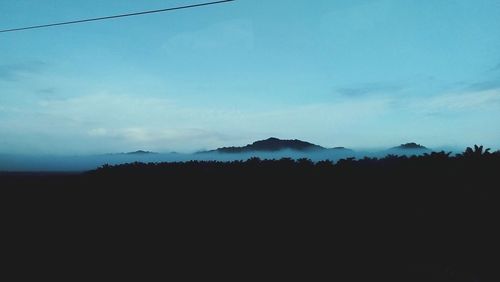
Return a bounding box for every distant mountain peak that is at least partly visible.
[209,137,326,153]
[394,142,428,150]
[126,150,156,155]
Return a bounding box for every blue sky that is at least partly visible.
[1,0,500,154]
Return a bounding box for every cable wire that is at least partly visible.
[0,0,235,33]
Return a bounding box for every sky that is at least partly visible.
[1,0,500,154]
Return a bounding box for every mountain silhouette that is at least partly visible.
[126,150,157,155]
[207,137,326,153]
[329,146,353,152]
[392,142,428,150]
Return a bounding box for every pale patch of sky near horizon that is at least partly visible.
[1,0,500,154]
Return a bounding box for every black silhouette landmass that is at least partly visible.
[126,150,157,155]
[329,146,354,152]
[393,142,429,150]
[201,137,326,153]
[2,145,500,281]
[106,141,425,156]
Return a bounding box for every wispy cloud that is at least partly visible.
[0,61,47,81]
[162,19,254,52]
[336,82,403,97]
[28,93,244,152]
[3,86,499,153]
[413,89,500,115]
[87,127,230,151]
[0,92,393,153]
[489,62,500,72]
[465,79,500,91]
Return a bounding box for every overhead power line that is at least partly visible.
[0,0,235,34]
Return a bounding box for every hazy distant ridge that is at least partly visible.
[202,137,327,153]
[392,142,429,150]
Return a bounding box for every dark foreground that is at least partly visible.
[2,149,500,280]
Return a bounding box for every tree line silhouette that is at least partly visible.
[2,145,500,281]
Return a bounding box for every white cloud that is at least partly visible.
[3,86,500,153]
[38,92,174,125]
[87,128,108,137]
[162,19,254,52]
[413,89,500,114]
[0,91,394,153]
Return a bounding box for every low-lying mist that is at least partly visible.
[0,147,458,172]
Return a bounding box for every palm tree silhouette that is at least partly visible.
[462,145,491,158]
